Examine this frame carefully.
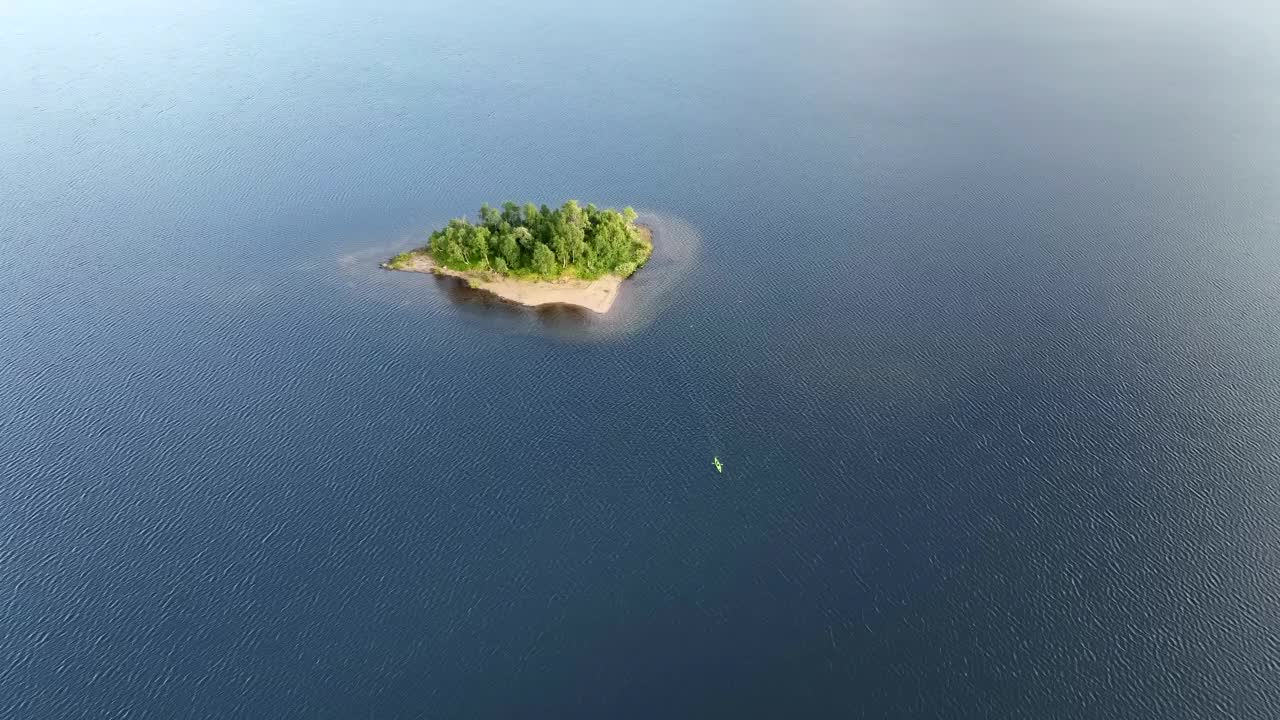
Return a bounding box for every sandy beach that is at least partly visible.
[387,254,624,313]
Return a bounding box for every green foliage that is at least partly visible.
[479,203,501,229]
[465,226,490,268]
[386,252,415,269]
[513,226,535,252]
[497,232,520,267]
[531,242,557,277]
[445,239,464,264]
[405,200,652,280]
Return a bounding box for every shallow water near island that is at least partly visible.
[5,1,1280,718]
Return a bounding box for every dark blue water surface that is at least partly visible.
[5,1,1280,717]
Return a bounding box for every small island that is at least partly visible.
[385,200,652,313]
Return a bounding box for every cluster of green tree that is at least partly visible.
[389,201,651,280]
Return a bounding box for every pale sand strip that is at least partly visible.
[387,254,623,314]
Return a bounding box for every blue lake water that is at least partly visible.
[4,1,1280,717]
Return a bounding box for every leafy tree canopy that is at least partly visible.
[392,200,651,281]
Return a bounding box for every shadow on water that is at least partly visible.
[335,211,704,342]
[431,272,597,330]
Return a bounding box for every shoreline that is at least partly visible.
[384,225,651,315]
[387,254,625,313]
